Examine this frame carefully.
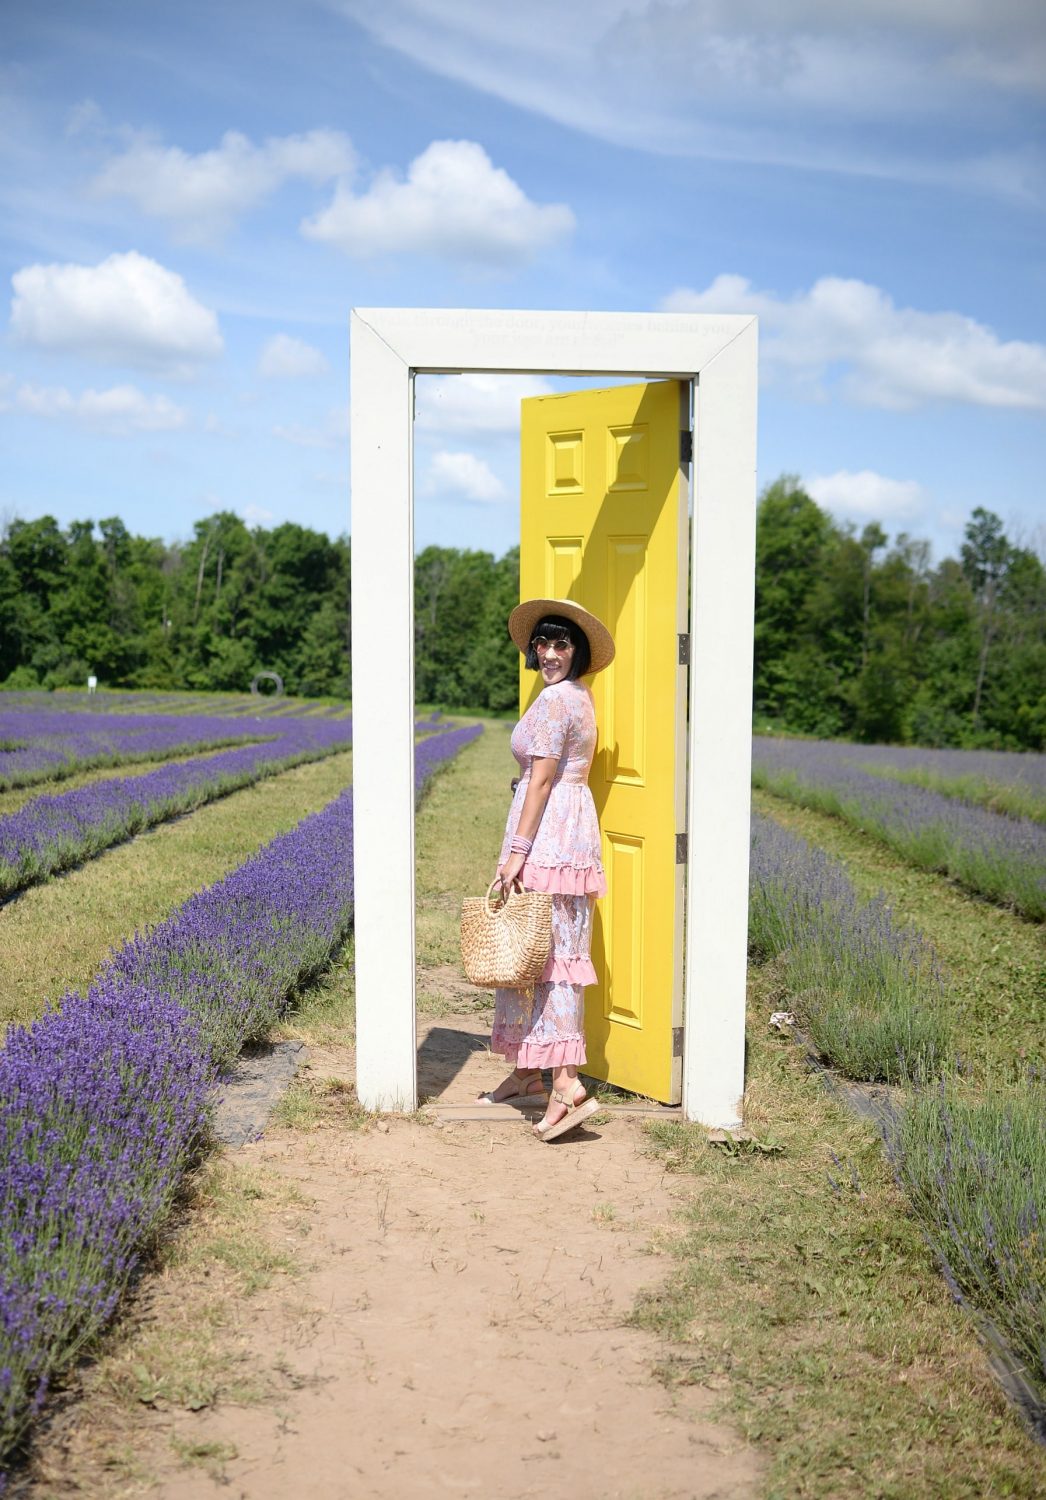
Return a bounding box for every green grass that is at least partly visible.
[0,750,352,1028]
[752,788,1046,1074]
[269,1070,369,1131]
[635,967,1046,1499]
[414,716,516,973]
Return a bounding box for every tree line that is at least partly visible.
[1,487,1042,748]
[754,479,1044,749]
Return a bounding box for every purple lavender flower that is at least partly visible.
[414,724,483,801]
[0,719,352,899]
[0,716,479,1470]
[749,813,949,1081]
[753,737,1046,920]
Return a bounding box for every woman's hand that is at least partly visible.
[497,852,526,893]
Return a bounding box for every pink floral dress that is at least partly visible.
[491,681,606,1070]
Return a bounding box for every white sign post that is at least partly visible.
[350,309,757,1128]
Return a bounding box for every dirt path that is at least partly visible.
[35,1014,761,1499]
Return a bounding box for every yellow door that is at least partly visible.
[519,381,688,1103]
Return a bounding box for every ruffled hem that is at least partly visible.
[499,1037,588,1069]
[539,953,597,985]
[522,863,606,897]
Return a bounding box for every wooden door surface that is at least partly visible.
[519,380,688,1102]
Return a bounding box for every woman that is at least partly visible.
[478,597,614,1142]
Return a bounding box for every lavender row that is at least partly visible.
[897,1080,1046,1420]
[414,723,483,799]
[762,735,1046,822]
[749,813,949,1081]
[789,736,1046,792]
[0,719,354,900]
[751,806,1046,1415]
[858,760,1046,825]
[0,708,273,791]
[752,738,1046,921]
[0,790,354,1463]
[0,721,483,1466]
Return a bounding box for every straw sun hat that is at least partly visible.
[508,598,615,675]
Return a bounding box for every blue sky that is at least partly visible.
[2,0,1044,564]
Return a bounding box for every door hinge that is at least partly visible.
[673,1026,684,1058]
[678,632,690,666]
[676,833,687,864]
[680,429,693,465]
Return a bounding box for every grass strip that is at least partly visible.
[414,717,514,976]
[749,813,950,1082]
[0,730,269,791]
[635,969,1045,1498]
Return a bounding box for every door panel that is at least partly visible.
[520,380,688,1102]
[546,537,583,598]
[605,537,646,785]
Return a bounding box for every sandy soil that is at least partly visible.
[32,1013,761,1500]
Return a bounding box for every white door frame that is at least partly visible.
[350,308,757,1128]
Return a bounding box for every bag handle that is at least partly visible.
[484,878,521,913]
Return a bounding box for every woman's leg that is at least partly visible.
[482,986,549,1102]
[534,1063,586,1128]
[480,1066,546,1103]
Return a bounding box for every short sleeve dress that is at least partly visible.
[490,680,606,1070]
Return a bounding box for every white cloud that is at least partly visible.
[302,139,574,265]
[336,2,1044,197]
[415,373,556,433]
[662,273,1046,411]
[93,128,356,240]
[423,450,507,503]
[15,381,188,434]
[10,251,223,374]
[806,469,926,523]
[258,333,330,379]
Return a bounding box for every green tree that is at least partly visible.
[960,507,1011,732]
[752,477,836,725]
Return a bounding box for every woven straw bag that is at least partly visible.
[460,881,552,988]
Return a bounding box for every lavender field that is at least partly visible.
[0,706,481,1468]
[753,736,1046,920]
[749,735,1046,1427]
[0,716,354,899]
[1,694,1042,1458]
[0,705,275,790]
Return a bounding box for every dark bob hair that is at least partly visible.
[524,614,591,679]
